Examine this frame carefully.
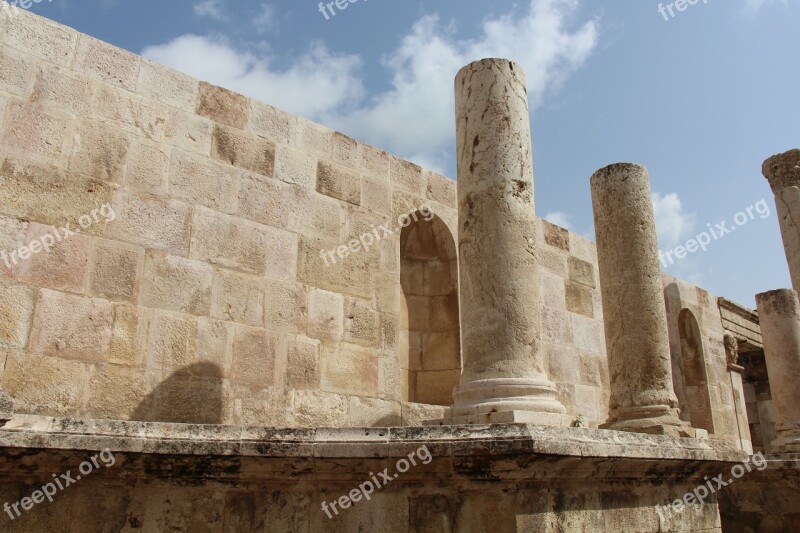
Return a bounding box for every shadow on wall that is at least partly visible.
[400,212,461,406]
[131,362,226,424]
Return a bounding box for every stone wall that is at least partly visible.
[0,7,754,442]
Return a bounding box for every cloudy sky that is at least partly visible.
[27,0,799,307]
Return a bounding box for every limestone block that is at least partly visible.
[259,279,304,336]
[196,81,248,129]
[105,190,192,256]
[145,310,196,371]
[295,117,332,159]
[196,317,233,373]
[212,123,275,176]
[361,177,391,215]
[0,215,28,279]
[0,44,36,97]
[0,387,12,420]
[317,160,361,205]
[15,221,92,293]
[420,332,460,371]
[234,383,291,426]
[249,99,296,145]
[535,245,568,277]
[428,294,459,332]
[232,325,282,386]
[307,288,344,341]
[285,335,321,389]
[166,110,213,156]
[296,236,377,300]
[545,344,581,384]
[140,250,213,315]
[136,59,198,113]
[414,369,458,406]
[424,261,457,296]
[86,365,153,420]
[90,81,176,143]
[361,143,391,182]
[109,304,147,367]
[572,314,605,354]
[332,131,361,169]
[565,282,594,318]
[29,289,113,361]
[540,269,566,309]
[291,388,348,427]
[0,280,34,349]
[542,219,570,251]
[569,233,597,265]
[343,296,379,347]
[1,8,77,66]
[321,341,378,397]
[146,370,233,424]
[0,157,115,231]
[390,156,425,196]
[575,385,600,425]
[191,207,298,278]
[0,100,71,161]
[237,173,292,229]
[69,118,132,183]
[380,313,400,357]
[1,350,89,416]
[374,273,401,315]
[424,171,455,208]
[31,65,92,116]
[541,307,574,345]
[211,268,264,326]
[274,145,316,189]
[169,150,239,213]
[74,34,140,90]
[378,355,407,401]
[568,256,596,288]
[124,138,171,194]
[347,396,401,426]
[401,402,448,426]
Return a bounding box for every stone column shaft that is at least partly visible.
[763,149,800,293]
[451,58,565,423]
[591,163,689,436]
[755,289,800,453]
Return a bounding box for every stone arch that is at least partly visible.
[399,211,461,405]
[678,309,715,432]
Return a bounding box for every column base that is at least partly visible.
[771,431,800,453]
[601,406,700,438]
[0,390,14,426]
[425,410,572,427]
[450,377,567,418]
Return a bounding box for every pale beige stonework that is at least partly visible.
[763,149,800,293]
[755,289,800,452]
[591,163,689,436]
[450,59,565,423]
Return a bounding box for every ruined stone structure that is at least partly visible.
[0,8,797,532]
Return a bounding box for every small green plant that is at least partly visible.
[570,414,584,428]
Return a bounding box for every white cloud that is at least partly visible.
[144,0,598,171]
[652,192,695,247]
[543,212,573,230]
[194,0,225,20]
[254,3,278,34]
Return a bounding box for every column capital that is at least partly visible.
[763,149,800,195]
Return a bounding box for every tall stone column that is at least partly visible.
[450,58,566,425]
[591,163,691,436]
[755,289,800,453]
[763,149,800,293]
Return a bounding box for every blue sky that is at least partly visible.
[19,0,799,307]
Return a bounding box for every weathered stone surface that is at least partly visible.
[273,145,316,189]
[74,34,140,90]
[137,59,199,112]
[1,351,90,415]
[166,110,213,156]
[451,59,564,422]
[264,279,307,334]
[317,160,361,205]
[591,162,686,435]
[756,289,800,452]
[307,288,344,341]
[285,335,321,389]
[28,289,113,361]
[90,78,176,142]
[763,148,800,195]
[196,82,249,129]
[169,150,239,214]
[212,123,275,176]
[321,341,378,397]
[31,65,92,116]
[249,99,295,145]
[1,8,78,66]
[232,326,282,386]
[140,251,213,316]
[14,221,92,293]
[0,281,34,349]
[0,45,36,97]
[105,191,192,256]
[124,138,171,193]
[391,157,425,196]
[70,118,131,183]
[0,101,71,161]
[211,268,264,326]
